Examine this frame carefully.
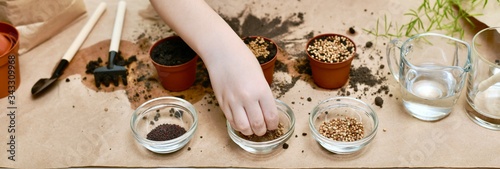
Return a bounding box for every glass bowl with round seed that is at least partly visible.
[227,99,295,154]
[130,96,198,154]
[309,97,378,154]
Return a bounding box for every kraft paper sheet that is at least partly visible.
[1,0,499,168]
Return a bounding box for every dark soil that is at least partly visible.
[85,52,136,74]
[275,60,288,73]
[349,65,385,91]
[85,57,103,74]
[222,12,305,38]
[295,55,311,75]
[349,27,356,34]
[243,36,277,64]
[83,52,137,87]
[150,38,196,66]
[365,41,373,48]
[282,143,289,149]
[218,8,308,98]
[374,96,384,108]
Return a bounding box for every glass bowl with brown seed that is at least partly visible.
[131,96,198,154]
[309,97,378,154]
[227,99,295,154]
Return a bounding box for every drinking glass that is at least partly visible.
[465,27,500,130]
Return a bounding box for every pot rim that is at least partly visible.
[305,33,356,65]
[242,35,279,65]
[149,35,198,68]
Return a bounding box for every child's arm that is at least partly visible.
[150,0,279,136]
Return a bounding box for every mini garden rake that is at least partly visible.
[94,1,128,87]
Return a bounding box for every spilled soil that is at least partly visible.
[62,40,211,109]
[61,4,391,110]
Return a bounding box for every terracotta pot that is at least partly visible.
[306,33,356,89]
[243,36,278,85]
[149,36,198,92]
[0,22,20,98]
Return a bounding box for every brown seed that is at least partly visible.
[239,123,285,142]
[246,36,271,58]
[318,116,364,142]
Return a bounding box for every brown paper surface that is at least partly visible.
[0,0,87,54]
[1,0,499,168]
[461,0,500,28]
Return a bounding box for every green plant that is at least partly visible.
[364,0,500,39]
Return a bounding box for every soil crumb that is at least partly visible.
[62,40,210,109]
[220,7,309,98]
[375,96,384,108]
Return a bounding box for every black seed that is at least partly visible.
[146,123,186,141]
[175,110,183,118]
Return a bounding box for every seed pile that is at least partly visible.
[307,35,355,63]
[244,36,277,64]
[246,36,271,58]
[319,116,364,142]
[147,123,186,141]
[240,123,285,142]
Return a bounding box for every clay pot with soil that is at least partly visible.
[149,36,198,92]
[243,36,279,85]
[306,33,356,89]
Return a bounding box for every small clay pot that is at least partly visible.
[0,22,20,98]
[306,33,356,89]
[243,36,279,85]
[149,36,198,92]
[0,34,11,56]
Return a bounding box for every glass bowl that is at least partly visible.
[309,97,378,154]
[131,96,198,154]
[227,99,295,154]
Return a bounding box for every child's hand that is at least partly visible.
[150,0,279,136]
[208,50,279,136]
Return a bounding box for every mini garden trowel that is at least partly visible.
[93,1,128,87]
[31,2,107,96]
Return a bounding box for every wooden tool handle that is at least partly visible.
[109,1,126,52]
[62,2,107,61]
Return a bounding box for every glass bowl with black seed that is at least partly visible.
[131,96,198,154]
[309,97,378,154]
[227,99,295,154]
